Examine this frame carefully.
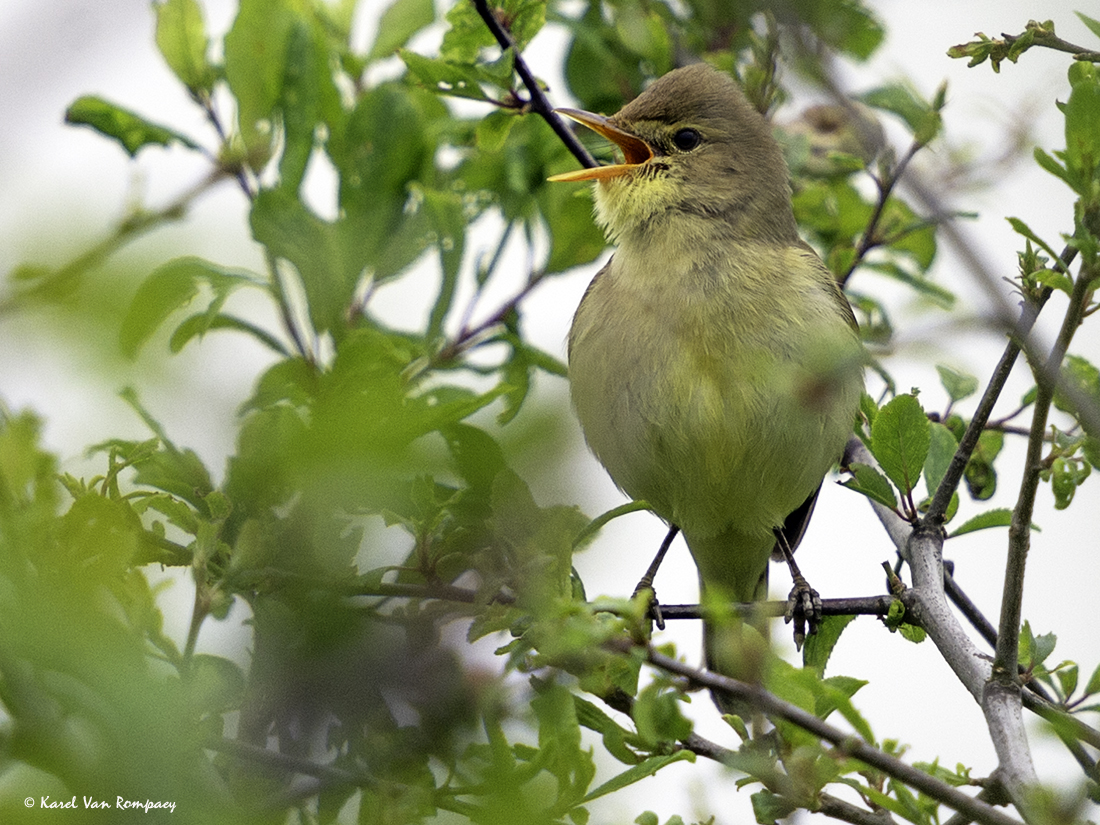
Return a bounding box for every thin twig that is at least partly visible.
[997,265,1095,679]
[0,169,229,316]
[841,139,926,286]
[637,641,1024,825]
[471,0,597,169]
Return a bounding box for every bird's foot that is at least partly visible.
[784,573,822,650]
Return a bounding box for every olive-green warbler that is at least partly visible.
[551,64,865,711]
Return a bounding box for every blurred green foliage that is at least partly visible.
[2,0,1100,823]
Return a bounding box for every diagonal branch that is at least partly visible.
[471,0,597,169]
[996,263,1097,678]
[633,641,1024,825]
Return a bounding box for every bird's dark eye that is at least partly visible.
[672,128,701,151]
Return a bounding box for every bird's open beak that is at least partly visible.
[547,108,653,182]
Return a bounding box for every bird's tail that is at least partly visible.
[686,527,775,720]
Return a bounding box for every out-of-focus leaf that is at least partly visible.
[120,257,258,358]
[936,365,978,403]
[1065,62,1100,179]
[400,51,498,101]
[154,0,214,93]
[65,96,200,157]
[224,0,296,152]
[964,429,1003,501]
[368,0,435,61]
[924,422,958,498]
[538,184,607,274]
[250,189,367,338]
[1054,354,1100,417]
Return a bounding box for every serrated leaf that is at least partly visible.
[872,395,930,497]
[842,463,898,509]
[803,614,856,676]
[65,96,200,157]
[949,508,1013,537]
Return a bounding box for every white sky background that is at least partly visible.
[0,0,1098,822]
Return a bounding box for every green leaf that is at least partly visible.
[1077,11,1100,41]
[872,394,930,497]
[224,0,296,152]
[154,0,213,93]
[368,0,435,62]
[949,508,1013,538]
[924,422,958,498]
[573,695,641,765]
[751,788,794,824]
[898,623,926,643]
[802,614,857,676]
[423,187,468,338]
[859,83,938,141]
[538,184,608,274]
[1065,62,1100,179]
[168,312,290,357]
[1085,661,1100,696]
[188,654,246,713]
[964,429,1003,501]
[842,463,898,510]
[64,96,200,157]
[819,675,874,742]
[1056,664,1079,699]
[1033,147,1075,189]
[249,189,366,338]
[1007,217,1068,271]
[400,51,497,101]
[862,261,954,308]
[633,683,692,746]
[579,751,694,804]
[119,257,257,358]
[1019,621,1057,668]
[936,365,978,403]
[477,109,518,153]
[1054,354,1100,417]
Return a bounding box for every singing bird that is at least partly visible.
[551,64,865,710]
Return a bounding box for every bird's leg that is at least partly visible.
[775,530,822,649]
[631,525,679,631]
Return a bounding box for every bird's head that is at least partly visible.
[550,63,797,245]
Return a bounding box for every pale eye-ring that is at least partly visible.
[672,128,701,151]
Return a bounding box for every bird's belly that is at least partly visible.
[569,291,857,539]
